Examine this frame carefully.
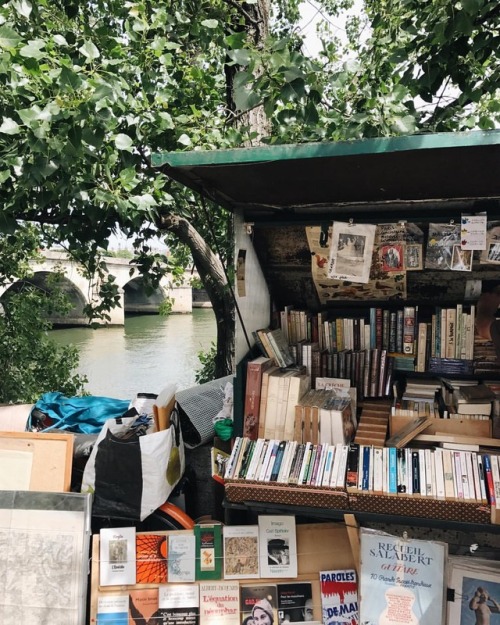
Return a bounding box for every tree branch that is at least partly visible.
[222,0,261,26]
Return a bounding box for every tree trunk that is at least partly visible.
[159,213,234,378]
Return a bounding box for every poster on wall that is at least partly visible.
[327,221,376,284]
[425,222,461,270]
[359,529,447,625]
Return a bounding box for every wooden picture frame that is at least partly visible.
[0,431,74,492]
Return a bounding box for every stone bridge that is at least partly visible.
[0,250,196,326]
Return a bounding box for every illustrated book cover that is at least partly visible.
[223,525,260,579]
[240,583,279,625]
[100,526,136,586]
[135,532,168,584]
[199,581,240,625]
[128,588,159,625]
[258,515,298,579]
[157,583,199,625]
[194,522,223,580]
[167,534,196,583]
[277,581,314,624]
[359,530,447,625]
[319,569,358,625]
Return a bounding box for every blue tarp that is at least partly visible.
[29,391,130,434]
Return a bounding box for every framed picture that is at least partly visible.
[447,558,500,625]
[380,244,404,272]
[405,243,423,270]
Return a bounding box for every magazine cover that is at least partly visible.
[319,569,358,625]
[359,530,447,625]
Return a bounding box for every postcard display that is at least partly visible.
[0,490,91,625]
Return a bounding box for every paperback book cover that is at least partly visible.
[199,581,240,625]
[128,588,159,625]
[97,595,128,625]
[168,534,196,583]
[277,582,314,624]
[100,526,136,587]
[319,569,358,625]
[359,530,447,625]
[157,583,199,625]
[240,584,279,625]
[223,525,260,579]
[258,515,298,579]
[195,522,223,580]
[135,533,168,584]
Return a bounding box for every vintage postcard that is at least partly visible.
[380,244,404,272]
[405,243,423,270]
[451,245,473,271]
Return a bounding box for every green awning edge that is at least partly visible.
[151,129,500,168]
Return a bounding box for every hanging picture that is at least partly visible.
[327,221,376,284]
[451,245,473,271]
[377,222,424,271]
[461,214,487,250]
[425,222,461,270]
[305,226,406,302]
[480,222,500,265]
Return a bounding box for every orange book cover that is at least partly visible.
[135,534,168,584]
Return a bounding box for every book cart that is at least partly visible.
[154,131,500,621]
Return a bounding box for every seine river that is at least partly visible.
[49,309,217,401]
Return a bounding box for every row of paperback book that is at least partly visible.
[224,438,352,489]
[224,436,500,505]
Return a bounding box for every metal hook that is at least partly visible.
[348,218,354,227]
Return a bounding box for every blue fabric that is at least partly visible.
[29,392,130,434]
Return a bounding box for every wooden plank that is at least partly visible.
[344,514,360,577]
[0,431,73,492]
[415,432,500,448]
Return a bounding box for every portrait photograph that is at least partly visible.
[451,245,473,271]
[447,559,500,625]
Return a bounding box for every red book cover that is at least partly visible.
[135,534,168,584]
[320,569,358,625]
[243,356,272,439]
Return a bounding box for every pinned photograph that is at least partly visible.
[451,245,473,271]
[405,243,423,270]
[327,221,376,284]
[380,244,404,272]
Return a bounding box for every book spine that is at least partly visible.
[396,309,404,353]
[442,449,455,499]
[346,443,360,490]
[402,306,416,355]
[483,453,496,505]
[445,308,456,359]
[411,450,420,494]
[434,448,445,500]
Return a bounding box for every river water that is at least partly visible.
[49,309,217,401]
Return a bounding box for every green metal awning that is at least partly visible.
[152,130,500,221]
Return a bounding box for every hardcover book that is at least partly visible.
[194,522,223,580]
[277,582,314,624]
[157,583,199,625]
[135,533,168,584]
[258,515,298,579]
[199,581,240,625]
[359,530,447,625]
[100,526,136,587]
[243,356,273,440]
[320,569,358,625]
[240,584,278,625]
[167,534,196,583]
[223,525,260,579]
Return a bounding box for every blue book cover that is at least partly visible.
[361,445,371,491]
[388,447,398,494]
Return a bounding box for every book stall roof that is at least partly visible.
[152,130,500,221]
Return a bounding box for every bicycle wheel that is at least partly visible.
[139,501,196,531]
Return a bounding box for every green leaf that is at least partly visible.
[79,40,100,60]
[19,39,45,59]
[224,32,246,49]
[0,118,20,135]
[0,26,22,49]
[227,49,251,66]
[391,114,416,134]
[53,34,68,46]
[177,134,192,146]
[12,0,32,18]
[201,19,218,29]
[462,0,481,14]
[114,133,133,151]
[0,170,10,184]
[60,66,83,90]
